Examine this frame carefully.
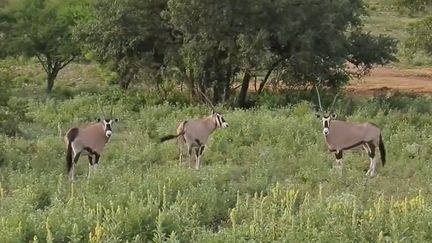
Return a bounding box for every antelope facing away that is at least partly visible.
[160,90,229,170]
[314,87,386,177]
[64,100,118,181]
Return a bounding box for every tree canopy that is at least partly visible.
[0,0,84,93]
[3,0,399,105]
[77,0,174,89]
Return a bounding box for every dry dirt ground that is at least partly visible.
[347,66,432,96]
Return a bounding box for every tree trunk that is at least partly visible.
[237,71,251,107]
[46,69,59,94]
[119,70,133,89]
[223,63,232,102]
[119,77,131,89]
[213,72,225,104]
[258,59,284,94]
[37,54,75,94]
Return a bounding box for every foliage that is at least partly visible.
[77,0,174,89]
[168,0,397,104]
[347,31,398,77]
[2,92,432,241]
[74,0,398,106]
[0,71,30,136]
[0,0,84,93]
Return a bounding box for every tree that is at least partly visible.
[167,0,273,104]
[0,0,83,93]
[167,0,397,106]
[258,0,397,91]
[78,0,175,89]
[77,0,397,106]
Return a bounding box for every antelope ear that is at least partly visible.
[331,114,337,119]
[316,114,321,118]
[114,118,119,122]
[96,118,101,122]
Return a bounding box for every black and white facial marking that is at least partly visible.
[213,112,229,128]
[97,118,119,138]
[316,113,337,136]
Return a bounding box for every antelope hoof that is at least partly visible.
[365,169,376,177]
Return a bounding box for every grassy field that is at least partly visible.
[364,0,432,66]
[1,1,432,242]
[2,85,432,241]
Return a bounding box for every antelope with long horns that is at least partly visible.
[314,86,386,177]
[64,99,118,181]
[160,89,229,170]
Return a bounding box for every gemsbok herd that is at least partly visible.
[64,87,386,181]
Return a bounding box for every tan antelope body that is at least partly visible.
[315,87,386,177]
[160,90,228,169]
[325,120,381,152]
[64,99,118,181]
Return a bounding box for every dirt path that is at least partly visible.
[347,66,432,96]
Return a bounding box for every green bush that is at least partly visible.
[2,93,432,242]
[0,71,30,136]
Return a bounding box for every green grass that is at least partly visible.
[364,0,416,42]
[365,0,432,67]
[2,90,432,242]
[1,2,432,241]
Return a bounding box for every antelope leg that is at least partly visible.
[93,154,100,169]
[365,143,377,177]
[87,155,94,178]
[69,152,81,181]
[334,150,343,175]
[195,149,200,170]
[188,145,193,168]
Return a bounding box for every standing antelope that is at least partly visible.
[160,90,229,170]
[64,100,118,181]
[314,87,386,177]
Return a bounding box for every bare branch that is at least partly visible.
[59,55,76,69]
[35,54,49,74]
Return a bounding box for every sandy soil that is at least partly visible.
[346,66,432,96]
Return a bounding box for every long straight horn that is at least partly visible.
[197,88,217,112]
[329,93,339,113]
[109,99,114,117]
[314,85,324,112]
[96,97,106,118]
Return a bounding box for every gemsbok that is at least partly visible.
[314,86,386,177]
[160,89,229,170]
[64,99,118,181]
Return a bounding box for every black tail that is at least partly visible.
[66,128,79,173]
[160,134,180,143]
[379,134,386,166]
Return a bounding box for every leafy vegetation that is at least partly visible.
[2,0,398,102]
[2,91,432,241]
[0,68,30,136]
[1,0,432,242]
[0,0,85,93]
[362,0,432,66]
